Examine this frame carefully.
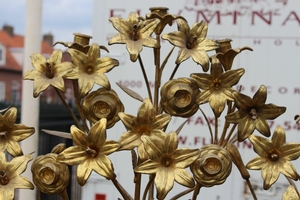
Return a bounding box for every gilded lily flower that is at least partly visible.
[23,49,74,97]
[83,88,124,129]
[57,118,120,186]
[162,19,219,72]
[67,43,119,97]
[109,12,160,62]
[0,107,35,157]
[135,131,199,199]
[214,39,253,71]
[160,77,200,118]
[146,7,186,35]
[31,144,70,197]
[226,85,286,141]
[118,98,171,160]
[0,152,34,200]
[246,126,300,190]
[190,58,245,117]
[190,144,232,187]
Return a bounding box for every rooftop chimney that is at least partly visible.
[3,24,14,37]
[43,33,54,46]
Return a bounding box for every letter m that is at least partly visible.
[197,10,221,24]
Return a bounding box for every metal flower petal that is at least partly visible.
[67,43,119,97]
[282,185,300,200]
[0,107,35,157]
[160,77,200,118]
[118,98,171,160]
[190,144,232,187]
[135,131,199,199]
[191,58,245,117]
[23,49,74,97]
[109,12,160,62]
[83,88,124,128]
[0,152,34,200]
[57,118,120,185]
[246,126,300,190]
[162,19,218,71]
[31,153,70,196]
[226,85,286,141]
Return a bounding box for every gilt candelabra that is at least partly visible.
[1,6,300,200]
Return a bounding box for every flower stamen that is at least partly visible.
[0,131,7,138]
[131,24,140,41]
[0,170,9,185]
[186,35,198,49]
[86,147,97,157]
[250,108,258,119]
[45,62,55,79]
[270,153,279,161]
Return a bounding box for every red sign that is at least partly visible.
[95,194,106,200]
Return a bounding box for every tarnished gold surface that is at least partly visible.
[13,6,300,200]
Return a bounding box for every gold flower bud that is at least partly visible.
[31,153,70,195]
[214,38,253,71]
[160,78,200,118]
[190,144,232,187]
[83,88,124,128]
[146,7,186,35]
[54,33,92,54]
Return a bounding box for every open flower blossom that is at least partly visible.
[0,107,35,157]
[246,126,300,190]
[135,131,199,199]
[118,98,171,160]
[162,19,219,72]
[226,85,286,141]
[67,43,119,97]
[109,12,160,62]
[190,58,245,117]
[23,49,74,97]
[0,152,34,200]
[57,118,120,186]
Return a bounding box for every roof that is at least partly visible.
[0,29,54,72]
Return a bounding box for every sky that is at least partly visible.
[0,0,94,44]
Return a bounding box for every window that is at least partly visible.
[0,82,5,102]
[0,44,5,66]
